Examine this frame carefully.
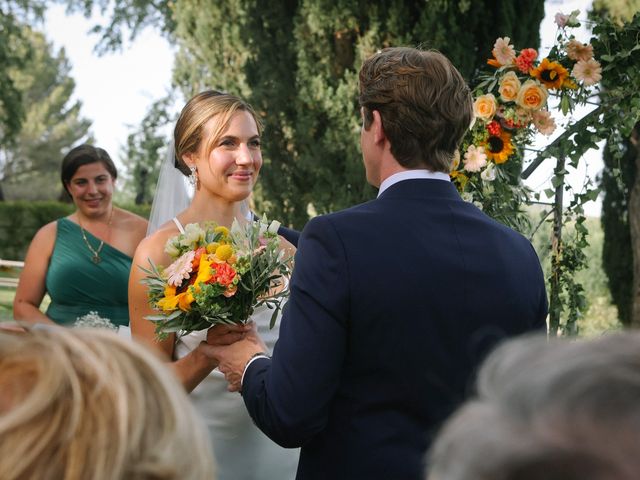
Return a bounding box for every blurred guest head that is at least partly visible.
[428,333,640,480]
[0,327,215,480]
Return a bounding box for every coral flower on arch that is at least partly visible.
[530,58,569,90]
[482,130,515,164]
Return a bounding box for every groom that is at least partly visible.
[208,47,548,480]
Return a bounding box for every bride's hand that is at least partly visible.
[206,322,253,346]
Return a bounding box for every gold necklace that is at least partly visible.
[77,208,114,264]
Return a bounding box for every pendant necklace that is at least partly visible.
[78,208,114,264]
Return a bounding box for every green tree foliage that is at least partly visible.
[0,26,92,201]
[594,0,640,326]
[71,1,545,227]
[170,0,544,228]
[120,96,174,204]
[62,0,175,54]
[593,0,640,21]
[601,135,636,325]
[0,1,46,143]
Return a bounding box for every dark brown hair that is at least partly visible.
[358,47,473,172]
[173,90,263,176]
[61,144,117,194]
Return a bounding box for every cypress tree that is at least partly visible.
[601,134,636,325]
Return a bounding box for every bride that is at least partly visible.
[128,90,299,480]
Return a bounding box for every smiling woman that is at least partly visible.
[13,144,148,327]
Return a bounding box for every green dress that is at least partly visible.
[44,218,132,326]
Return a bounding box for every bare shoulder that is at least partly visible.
[132,222,180,266]
[22,219,58,264]
[116,207,149,234]
[31,220,58,247]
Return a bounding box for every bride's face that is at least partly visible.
[195,110,262,203]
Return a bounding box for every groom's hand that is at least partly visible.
[200,327,268,392]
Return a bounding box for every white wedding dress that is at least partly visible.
[175,304,299,480]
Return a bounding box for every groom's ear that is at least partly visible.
[371,110,386,145]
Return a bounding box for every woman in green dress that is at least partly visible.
[13,144,148,327]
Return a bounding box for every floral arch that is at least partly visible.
[449,10,640,335]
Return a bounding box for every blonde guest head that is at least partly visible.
[0,327,215,480]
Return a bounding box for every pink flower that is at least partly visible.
[566,39,593,62]
[515,48,537,73]
[463,145,488,173]
[572,59,602,86]
[492,37,516,66]
[532,110,557,136]
[164,250,195,287]
[555,12,570,27]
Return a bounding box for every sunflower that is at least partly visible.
[482,130,515,164]
[530,58,569,90]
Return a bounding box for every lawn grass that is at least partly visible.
[0,268,50,322]
[0,288,14,321]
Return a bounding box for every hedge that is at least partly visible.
[0,202,151,260]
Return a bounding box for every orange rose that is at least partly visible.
[498,71,521,102]
[473,94,498,121]
[516,80,548,111]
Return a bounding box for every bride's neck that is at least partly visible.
[182,193,246,227]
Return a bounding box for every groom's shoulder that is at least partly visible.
[317,199,378,225]
[298,201,380,247]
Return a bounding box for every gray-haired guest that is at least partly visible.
[429,332,640,480]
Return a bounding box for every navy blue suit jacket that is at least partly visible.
[243,179,547,480]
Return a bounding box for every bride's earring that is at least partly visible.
[188,166,198,188]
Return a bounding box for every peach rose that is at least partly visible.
[498,71,521,102]
[473,94,498,121]
[516,80,548,111]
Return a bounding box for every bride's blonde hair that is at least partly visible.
[0,327,215,480]
[174,90,263,176]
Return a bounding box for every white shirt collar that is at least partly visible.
[377,169,450,197]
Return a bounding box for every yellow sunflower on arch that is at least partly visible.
[482,131,515,164]
[530,58,569,90]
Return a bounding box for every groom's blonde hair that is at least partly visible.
[174,90,263,176]
[0,327,215,480]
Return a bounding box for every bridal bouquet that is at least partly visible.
[140,216,291,339]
